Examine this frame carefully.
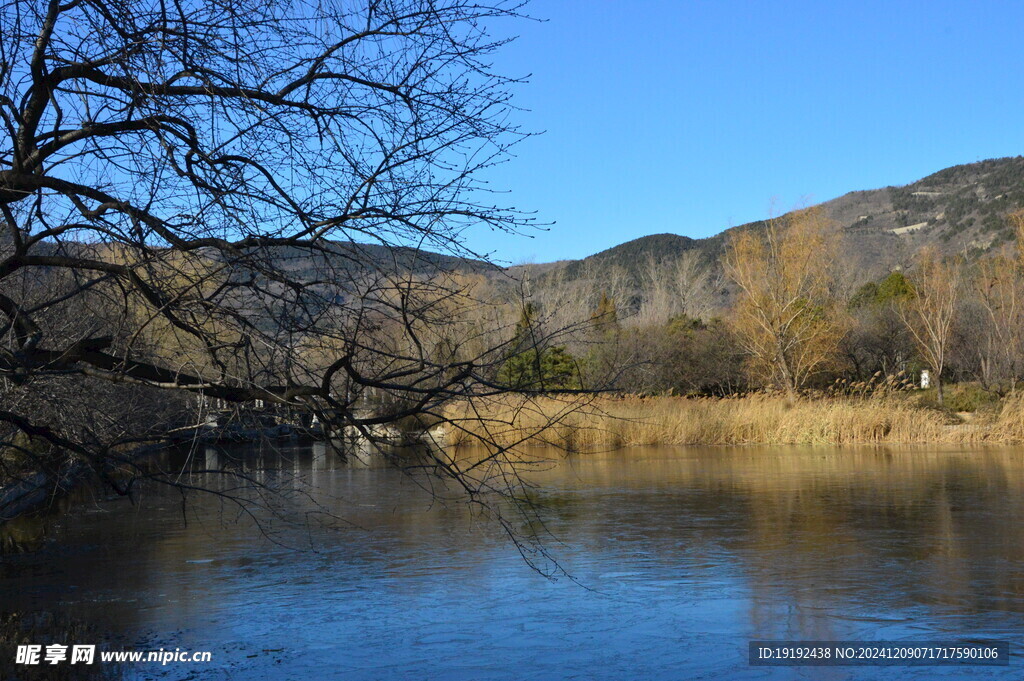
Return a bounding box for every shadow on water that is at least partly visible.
[3,443,1024,679]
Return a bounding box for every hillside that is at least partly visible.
[262,241,498,280]
[522,156,1024,313]
[227,157,1024,317]
[562,233,701,279]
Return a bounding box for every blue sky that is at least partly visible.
[464,0,1024,263]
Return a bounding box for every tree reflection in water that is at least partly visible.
[3,444,1022,680]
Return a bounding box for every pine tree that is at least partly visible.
[590,291,618,332]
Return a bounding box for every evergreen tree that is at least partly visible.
[591,291,619,331]
[500,303,580,390]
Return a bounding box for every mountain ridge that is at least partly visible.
[535,155,1024,281]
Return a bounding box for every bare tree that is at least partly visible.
[959,211,1024,394]
[971,254,1024,393]
[635,250,715,325]
[724,207,845,396]
[670,250,718,320]
[516,262,595,338]
[896,247,964,406]
[0,0,574,549]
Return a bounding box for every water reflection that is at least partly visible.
[2,444,1023,679]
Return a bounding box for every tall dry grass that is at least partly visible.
[445,393,1024,448]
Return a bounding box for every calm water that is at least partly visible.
[3,444,1024,679]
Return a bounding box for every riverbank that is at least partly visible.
[445,392,1024,447]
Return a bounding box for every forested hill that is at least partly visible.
[558,233,701,281]
[246,156,1024,300]
[261,241,499,280]
[530,155,1024,291]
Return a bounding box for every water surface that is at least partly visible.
[3,444,1024,679]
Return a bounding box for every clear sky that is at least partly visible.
[465,0,1024,264]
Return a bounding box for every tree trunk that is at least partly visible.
[774,342,798,399]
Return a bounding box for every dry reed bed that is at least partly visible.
[445,394,1024,447]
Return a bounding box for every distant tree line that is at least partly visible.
[505,208,1024,407]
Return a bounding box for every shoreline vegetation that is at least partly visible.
[445,391,1024,448]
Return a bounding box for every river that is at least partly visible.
[3,443,1023,679]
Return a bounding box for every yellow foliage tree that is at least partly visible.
[724,207,845,396]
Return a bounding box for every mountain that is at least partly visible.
[256,240,499,281]
[521,156,1024,311]
[252,157,1024,316]
[575,233,699,266]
